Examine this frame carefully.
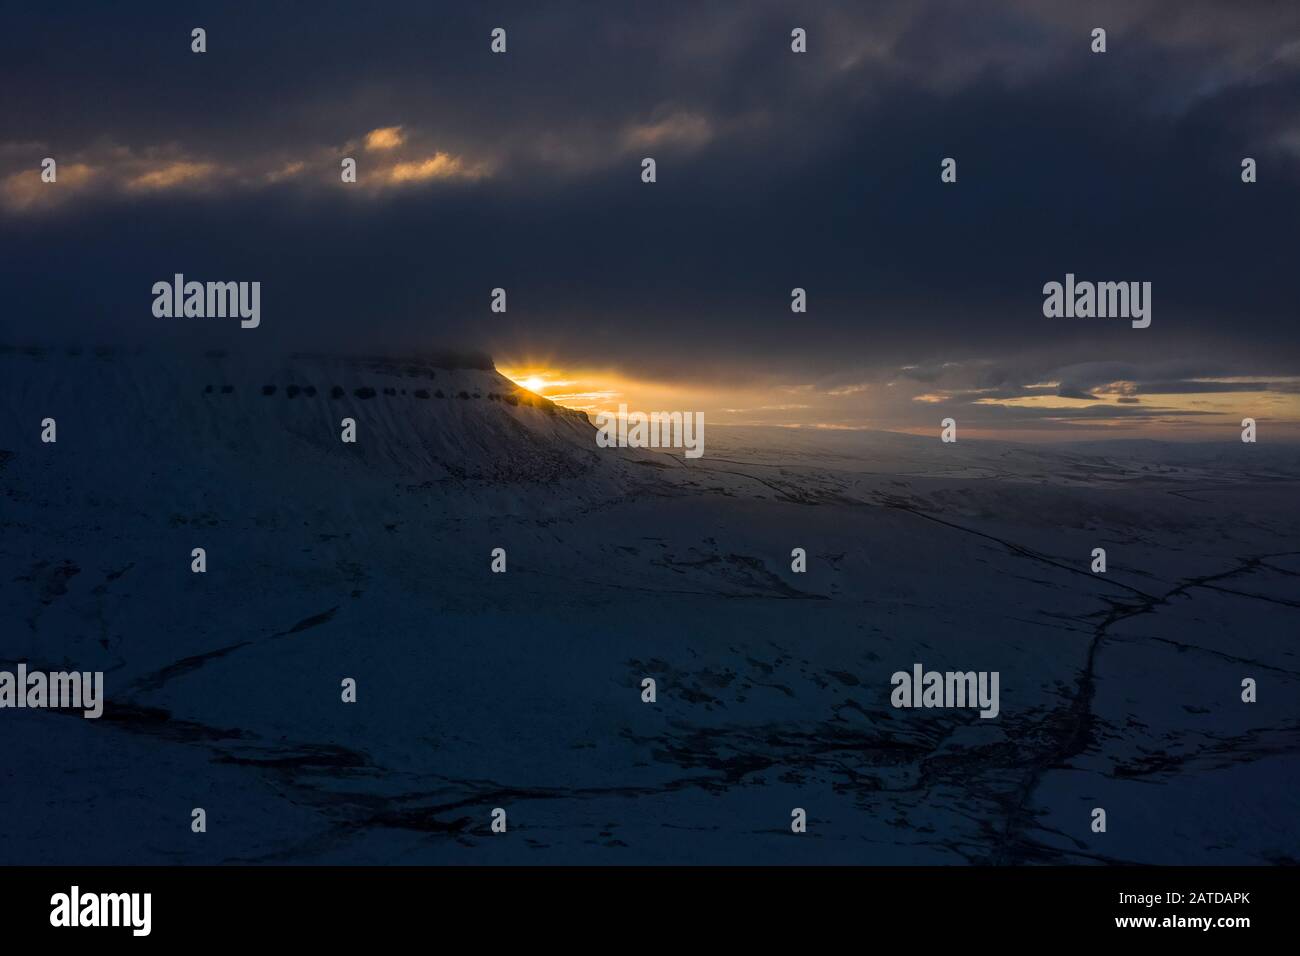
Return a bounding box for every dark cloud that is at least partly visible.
[1132,380,1281,394]
[1056,387,1099,400]
[1,0,1297,428]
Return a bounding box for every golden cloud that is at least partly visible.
[622,111,713,151]
[266,160,306,183]
[126,161,218,192]
[364,126,406,151]
[1,162,96,210]
[384,152,485,183]
[0,128,491,213]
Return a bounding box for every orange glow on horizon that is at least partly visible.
[497,365,626,412]
[494,364,1300,440]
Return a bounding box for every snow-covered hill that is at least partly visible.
[0,346,651,521]
[0,346,601,467]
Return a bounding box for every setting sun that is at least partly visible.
[498,365,626,412]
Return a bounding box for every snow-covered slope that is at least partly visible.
[0,346,643,520]
[2,347,1297,866]
[0,346,599,467]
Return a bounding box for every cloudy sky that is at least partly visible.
[2,0,1298,438]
